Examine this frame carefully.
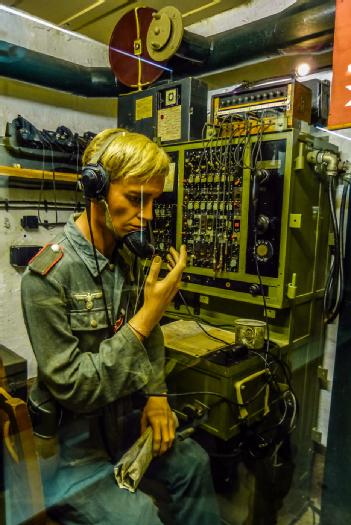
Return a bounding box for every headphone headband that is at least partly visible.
[89,131,126,165]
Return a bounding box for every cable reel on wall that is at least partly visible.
[109,5,204,89]
[109,7,172,89]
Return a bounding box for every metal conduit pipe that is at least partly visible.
[307,150,340,178]
[172,0,335,74]
[0,41,119,97]
[0,0,335,95]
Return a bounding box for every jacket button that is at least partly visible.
[90,319,98,328]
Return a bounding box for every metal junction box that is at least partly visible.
[117,77,208,143]
[165,343,283,441]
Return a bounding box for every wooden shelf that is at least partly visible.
[0,165,79,183]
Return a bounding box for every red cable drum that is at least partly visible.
[109,7,167,89]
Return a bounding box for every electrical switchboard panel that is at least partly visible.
[156,129,330,309]
[182,143,244,274]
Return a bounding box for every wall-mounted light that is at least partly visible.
[296,62,311,77]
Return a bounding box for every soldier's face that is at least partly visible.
[106,177,164,238]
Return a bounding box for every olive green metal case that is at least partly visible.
[164,130,330,311]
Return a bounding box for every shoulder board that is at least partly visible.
[28,243,64,276]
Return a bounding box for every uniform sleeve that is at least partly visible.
[21,270,154,414]
[143,324,167,394]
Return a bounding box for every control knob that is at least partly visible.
[249,284,261,296]
[256,214,270,234]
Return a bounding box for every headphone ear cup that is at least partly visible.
[81,163,109,200]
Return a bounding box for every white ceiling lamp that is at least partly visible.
[296,62,311,77]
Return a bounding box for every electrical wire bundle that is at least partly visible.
[182,113,274,351]
[323,176,350,323]
[191,115,249,273]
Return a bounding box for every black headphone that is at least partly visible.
[81,132,123,200]
[81,131,155,259]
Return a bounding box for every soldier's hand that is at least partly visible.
[144,246,186,308]
[141,396,175,456]
[130,246,187,336]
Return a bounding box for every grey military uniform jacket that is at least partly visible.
[21,214,166,459]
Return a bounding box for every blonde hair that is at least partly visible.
[82,128,169,183]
